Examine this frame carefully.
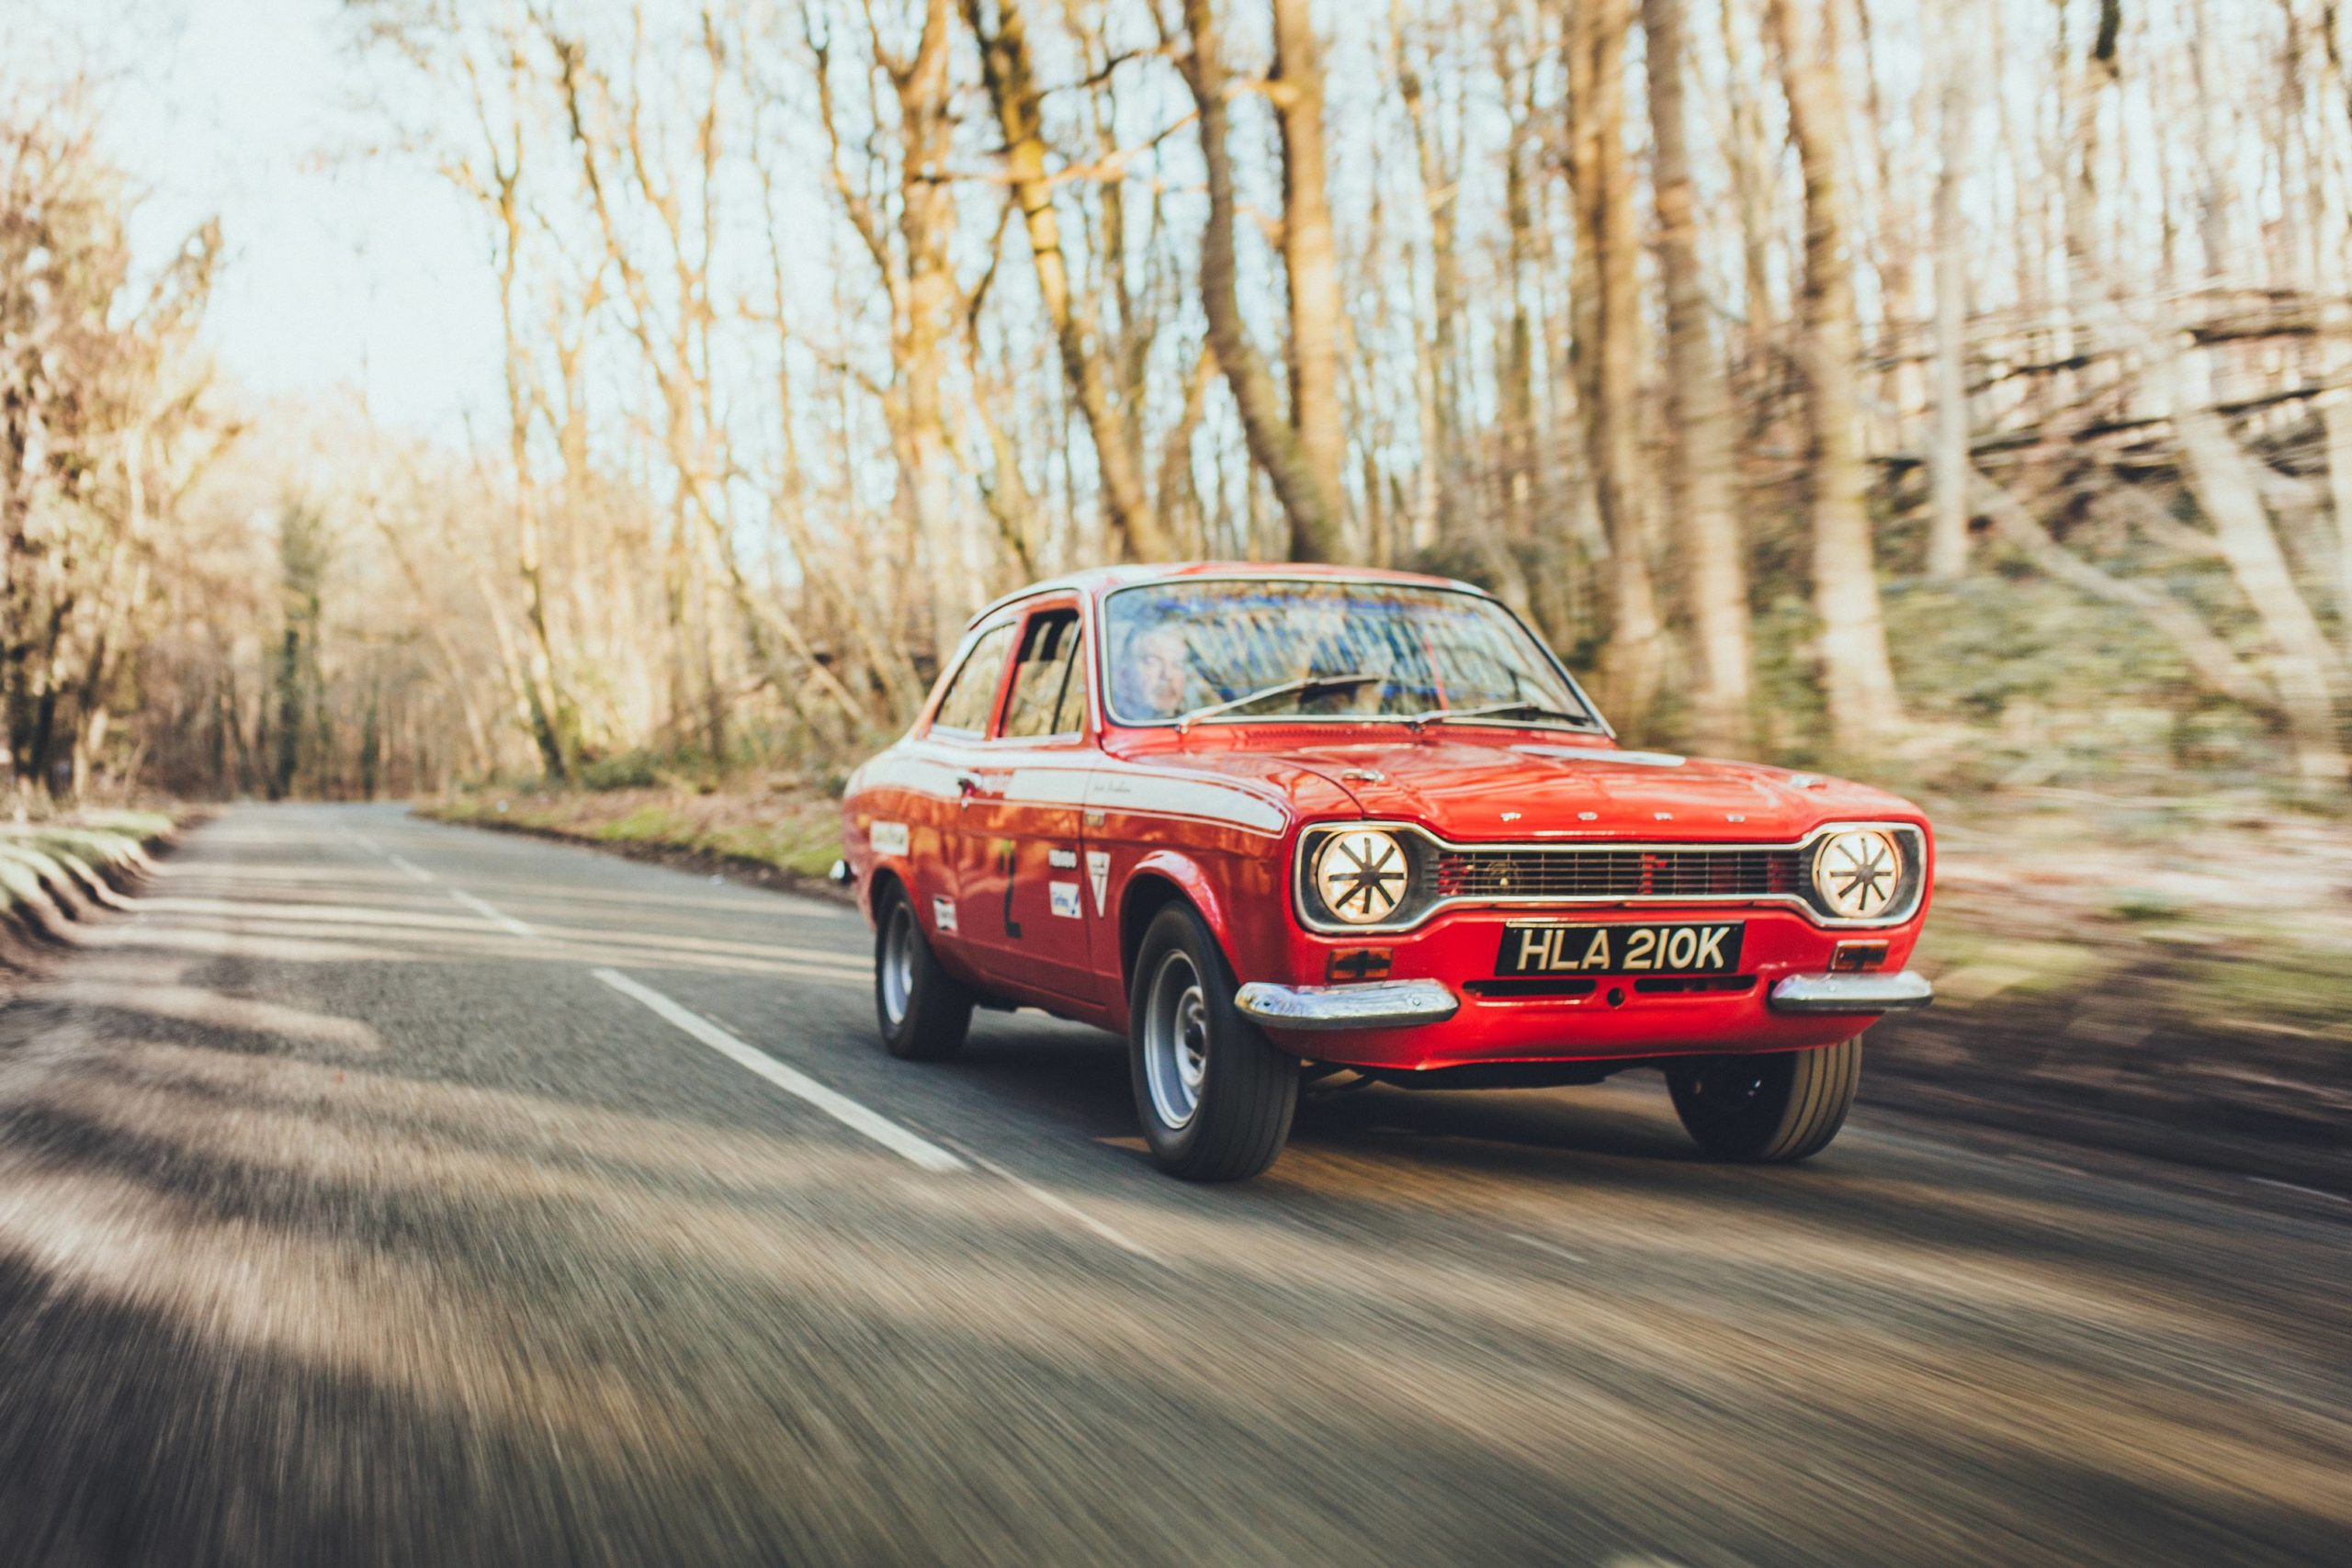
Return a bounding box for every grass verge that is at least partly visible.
[422,785,851,903]
[0,808,184,987]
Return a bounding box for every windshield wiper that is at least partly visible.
[1175,672,1384,731]
[1404,698,1600,731]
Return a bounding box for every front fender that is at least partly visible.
[1115,843,1303,1005]
[1122,848,1237,963]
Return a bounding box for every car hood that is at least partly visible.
[1265,734,1917,842]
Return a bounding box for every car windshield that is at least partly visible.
[1101,579,1596,728]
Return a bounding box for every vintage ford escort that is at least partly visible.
[836,564,1932,1180]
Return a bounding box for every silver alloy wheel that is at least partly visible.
[1143,949,1210,1130]
[880,902,917,1028]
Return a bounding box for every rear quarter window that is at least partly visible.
[929,623,1017,737]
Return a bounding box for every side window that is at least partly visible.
[1000,610,1088,739]
[929,623,1017,738]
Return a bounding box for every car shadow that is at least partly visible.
[948,1010,1703,1174]
[1293,1075,1702,1168]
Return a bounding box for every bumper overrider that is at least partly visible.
[1236,971,1933,1031]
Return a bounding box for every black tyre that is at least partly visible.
[874,885,975,1061]
[1128,904,1299,1181]
[1666,1037,1861,1163]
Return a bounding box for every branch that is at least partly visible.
[1969,468,2282,716]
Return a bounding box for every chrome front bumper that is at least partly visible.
[1236,979,1462,1032]
[1238,972,1926,1029]
[1768,971,1934,1014]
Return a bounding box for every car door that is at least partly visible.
[956,601,1099,1004]
[915,616,1019,968]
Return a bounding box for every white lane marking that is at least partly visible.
[451,889,535,938]
[343,829,383,854]
[956,1145,1165,1266]
[2250,1177,2352,1206]
[1507,1231,1588,1265]
[388,854,435,884]
[591,967,966,1174]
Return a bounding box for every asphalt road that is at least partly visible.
[0,804,2346,1567]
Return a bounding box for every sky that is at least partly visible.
[9,0,503,441]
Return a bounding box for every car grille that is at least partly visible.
[1432,845,1806,902]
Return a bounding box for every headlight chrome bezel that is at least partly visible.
[1292,819,1927,935]
[1808,827,1908,921]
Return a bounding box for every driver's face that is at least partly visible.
[1131,629,1190,716]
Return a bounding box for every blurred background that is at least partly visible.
[2,0,2347,1181]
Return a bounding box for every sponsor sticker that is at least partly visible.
[1085,851,1110,914]
[1047,847,1079,869]
[1049,881,1082,919]
[930,895,958,934]
[870,820,910,856]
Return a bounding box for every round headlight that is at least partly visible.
[1314,829,1410,924]
[1813,829,1904,919]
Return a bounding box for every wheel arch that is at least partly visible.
[1117,860,1243,1002]
[865,863,908,927]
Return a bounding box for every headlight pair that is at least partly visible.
[1300,821,1920,931]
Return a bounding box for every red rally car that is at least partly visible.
[834,564,1933,1181]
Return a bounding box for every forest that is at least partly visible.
[5,0,2351,807]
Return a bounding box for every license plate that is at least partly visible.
[1496,921,1745,977]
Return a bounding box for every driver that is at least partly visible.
[1115,621,1197,721]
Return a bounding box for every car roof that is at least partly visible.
[964,561,1491,630]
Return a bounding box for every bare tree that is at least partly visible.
[1924,0,1972,580]
[456,36,581,779]
[1567,0,1667,721]
[963,0,1168,561]
[1177,0,1343,560]
[1769,0,1903,749]
[1270,0,1347,560]
[1645,0,1753,750]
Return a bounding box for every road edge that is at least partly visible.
[407,805,857,908]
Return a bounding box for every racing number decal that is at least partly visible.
[998,840,1023,939]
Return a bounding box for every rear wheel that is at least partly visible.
[1666,1037,1861,1163]
[1129,905,1299,1181]
[874,886,974,1061]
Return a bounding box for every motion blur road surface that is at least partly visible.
[1,805,2346,1567]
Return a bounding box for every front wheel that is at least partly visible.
[874,886,975,1061]
[1666,1037,1861,1163]
[1129,905,1299,1181]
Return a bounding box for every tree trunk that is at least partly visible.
[1719,0,1778,378]
[964,0,1167,563]
[475,49,577,783]
[1569,0,1667,724]
[1271,0,1348,560]
[1644,0,1754,752]
[1925,0,1972,580]
[1768,0,1905,750]
[1180,0,1343,561]
[2327,310,2352,665]
[2172,389,2348,785]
